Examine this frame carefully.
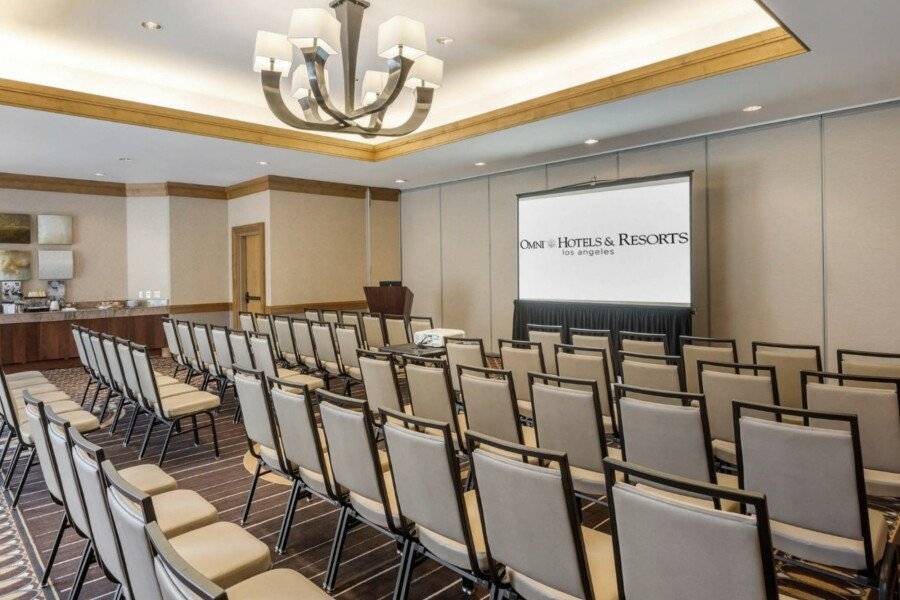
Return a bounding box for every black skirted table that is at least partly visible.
[512,299,692,354]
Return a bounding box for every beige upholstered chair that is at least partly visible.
[457,365,534,450]
[403,356,468,451]
[381,409,497,597]
[619,331,668,358]
[272,315,297,367]
[162,317,189,378]
[679,335,738,394]
[445,337,487,393]
[334,323,364,393]
[321,309,340,325]
[103,333,139,434]
[176,320,203,384]
[304,308,322,323]
[238,311,255,333]
[570,328,617,385]
[603,458,782,600]
[362,312,386,349]
[146,520,330,600]
[752,341,822,409]
[619,351,685,400]
[801,371,900,499]
[71,323,100,401]
[311,321,342,388]
[339,310,363,336]
[289,317,321,373]
[229,330,255,371]
[734,402,896,593]
[408,315,434,337]
[384,314,411,345]
[498,338,546,418]
[247,332,324,391]
[466,432,618,600]
[612,384,738,510]
[527,324,563,375]
[555,344,616,437]
[316,390,411,592]
[358,349,406,417]
[81,328,111,413]
[697,361,779,465]
[253,313,273,340]
[837,349,900,387]
[529,373,618,499]
[191,323,227,396]
[89,330,120,420]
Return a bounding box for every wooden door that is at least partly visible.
[231,223,266,327]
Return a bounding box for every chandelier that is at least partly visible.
[253,0,443,138]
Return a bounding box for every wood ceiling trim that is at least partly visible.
[165,182,229,200]
[0,172,127,196]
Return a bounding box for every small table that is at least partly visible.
[379,343,447,358]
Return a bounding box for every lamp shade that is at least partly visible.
[253,30,293,76]
[291,65,330,98]
[288,8,341,55]
[361,70,390,104]
[377,16,426,59]
[404,55,443,89]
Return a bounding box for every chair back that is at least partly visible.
[620,331,668,357]
[569,328,616,384]
[146,522,225,600]
[555,345,614,425]
[530,373,609,473]
[603,459,778,600]
[304,309,321,323]
[71,324,91,371]
[176,321,199,370]
[233,367,288,473]
[81,328,102,377]
[802,371,900,474]
[45,409,91,537]
[321,309,340,325]
[290,318,318,370]
[311,321,339,371]
[384,315,410,345]
[527,324,563,375]
[837,349,900,387]
[680,336,738,394]
[404,357,463,448]
[253,313,273,339]
[499,339,545,401]
[408,316,434,337]
[229,331,254,371]
[362,313,385,348]
[467,433,592,600]
[698,362,779,443]
[334,324,363,374]
[752,341,822,409]
[339,310,362,332]
[358,349,403,413]
[238,311,255,332]
[458,365,522,445]
[209,326,235,376]
[117,339,143,403]
[161,317,183,364]
[101,333,127,394]
[22,395,64,503]
[247,332,277,379]
[620,352,684,399]
[90,331,114,386]
[272,316,296,363]
[192,323,218,376]
[445,337,487,392]
[131,344,163,415]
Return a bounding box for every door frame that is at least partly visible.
[231,222,266,327]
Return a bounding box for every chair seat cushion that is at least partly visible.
[770,509,888,570]
[865,468,900,498]
[160,391,220,418]
[169,521,272,589]
[7,376,50,389]
[152,489,219,537]
[5,370,45,381]
[517,399,533,419]
[156,383,199,399]
[322,360,342,376]
[119,463,178,495]
[19,409,100,444]
[11,383,59,397]
[711,438,736,464]
[346,366,361,380]
[154,374,180,387]
[275,369,325,390]
[226,568,332,600]
[14,390,71,406]
[16,400,82,422]
[350,470,399,530]
[417,489,488,570]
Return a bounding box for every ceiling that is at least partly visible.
[1,0,899,189]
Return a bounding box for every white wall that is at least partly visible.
[126,196,171,300]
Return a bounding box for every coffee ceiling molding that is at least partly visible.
[0,28,804,163]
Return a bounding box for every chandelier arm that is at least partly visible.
[352,86,435,136]
[299,95,340,125]
[304,50,356,126]
[343,56,415,120]
[260,70,350,132]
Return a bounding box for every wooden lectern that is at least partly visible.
[364,285,414,317]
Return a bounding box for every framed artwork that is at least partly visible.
[0,250,32,280]
[0,213,31,244]
[38,250,74,280]
[37,214,73,244]
[1,280,22,302]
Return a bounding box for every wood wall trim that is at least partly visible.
[267,300,369,315]
[0,172,127,196]
[165,182,229,200]
[168,302,233,314]
[0,27,805,163]
[125,183,168,197]
[369,187,401,202]
[224,175,400,201]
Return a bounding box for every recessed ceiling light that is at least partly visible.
[118,157,131,162]
[584,138,599,145]
[474,161,486,167]
[141,20,163,30]
[94,172,106,177]
[742,105,763,112]
[394,179,407,184]
[257,160,269,166]
[436,36,454,45]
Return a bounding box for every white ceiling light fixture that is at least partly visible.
[584,138,599,145]
[742,104,763,112]
[118,157,132,162]
[436,36,454,45]
[254,2,443,138]
[257,160,269,166]
[94,172,105,177]
[141,21,163,30]
[394,178,407,184]
[474,161,486,167]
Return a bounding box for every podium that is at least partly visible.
[364,285,413,317]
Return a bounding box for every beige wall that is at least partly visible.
[126,196,170,300]
[401,102,900,362]
[169,196,229,305]
[0,190,127,301]
[227,191,271,304]
[369,199,401,286]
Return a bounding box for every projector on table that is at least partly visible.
[413,328,466,348]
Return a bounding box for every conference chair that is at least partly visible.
[569,327,617,386]
[457,365,535,450]
[79,327,110,413]
[602,459,783,600]
[403,356,468,451]
[555,344,617,437]
[801,370,900,500]
[304,308,322,323]
[290,316,321,373]
[131,344,221,465]
[380,409,498,598]
[679,335,738,394]
[751,341,822,409]
[445,337,488,395]
[408,315,434,338]
[92,329,129,422]
[321,309,340,325]
[465,432,618,600]
[229,330,255,371]
[310,320,342,389]
[339,310,363,336]
[145,520,331,600]
[208,325,237,406]
[357,349,406,418]
[98,332,138,433]
[362,312,386,349]
[837,349,900,385]
[162,317,189,378]
[697,361,779,466]
[191,323,225,395]
[247,331,325,392]
[612,384,738,510]
[71,324,100,405]
[253,312,274,340]
[498,338,545,419]
[271,315,298,368]
[527,323,563,375]
[619,330,668,357]
[238,311,255,332]
[529,373,618,500]
[384,314,411,345]
[733,402,897,597]
[618,351,685,399]
[316,390,413,593]
[333,322,364,394]
[103,460,272,594]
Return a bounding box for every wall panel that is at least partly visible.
[547,154,617,189]
[126,196,169,300]
[400,187,443,324]
[169,196,228,304]
[369,199,401,286]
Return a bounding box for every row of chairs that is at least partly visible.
[20,393,329,600]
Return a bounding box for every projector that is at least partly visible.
[413,328,466,348]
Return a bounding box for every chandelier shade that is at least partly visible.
[362,70,390,104]
[288,8,342,55]
[377,16,427,60]
[253,31,293,75]
[405,55,443,89]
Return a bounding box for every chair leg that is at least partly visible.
[139,416,157,459]
[109,397,127,435]
[97,389,114,423]
[241,459,263,525]
[392,538,417,600]
[79,381,92,406]
[11,448,35,506]
[3,443,23,489]
[112,584,124,600]
[124,406,142,447]
[208,412,219,457]
[41,514,69,587]
[488,584,503,600]
[67,541,95,600]
[324,506,352,593]
[233,403,243,424]
[0,427,12,467]
[87,383,102,413]
[342,378,352,395]
[190,415,200,446]
[276,479,307,554]
[157,421,177,466]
